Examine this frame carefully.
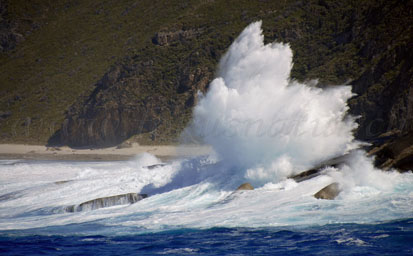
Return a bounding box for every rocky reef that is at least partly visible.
[289,155,347,200]
[65,193,148,212]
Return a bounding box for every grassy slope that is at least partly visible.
[0,0,204,143]
[1,0,411,145]
[0,0,289,144]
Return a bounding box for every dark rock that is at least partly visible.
[64,205,75,213]
[54,64,163,147]
[290,154,351,182]
[348,1,413,142]
[219,183,254,205]
[65,193,148,212]
[54,180,71,185]
[291,168,321,183]
[369,131,413,172]
[53,48,213,148]
[314,183,340,200]
[236,183,254,191]
[145,163,166,170]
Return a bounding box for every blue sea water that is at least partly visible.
[1,157,413,255]
[1,219,412,255]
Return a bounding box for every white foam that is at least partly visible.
[0,157,412,231]
[189,21,358,186]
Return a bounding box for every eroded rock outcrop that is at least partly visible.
[65,193,148,212]
[289,156,346,200]
[314,183,341,200]
[54,50,213,148]
[290,153,351,182]
[368,132,413,172]
[346,1,413,146]
[236,183,254,191]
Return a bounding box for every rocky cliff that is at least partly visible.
[52,33,214,147]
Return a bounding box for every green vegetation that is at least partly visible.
[0,0,411,146]
[0,0,287,144]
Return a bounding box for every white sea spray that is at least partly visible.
[190,21,358,185]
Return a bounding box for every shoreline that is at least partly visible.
[0,144,211,161]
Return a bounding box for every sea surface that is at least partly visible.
[0,158,412,255]
[1,219,412,255]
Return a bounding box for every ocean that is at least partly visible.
[1,21,412,255]
[0,158,412,255]
[1,219,412,255]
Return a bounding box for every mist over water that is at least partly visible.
[191,21,358,185]
[0,21,412,236]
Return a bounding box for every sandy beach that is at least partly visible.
[0,144,211,161]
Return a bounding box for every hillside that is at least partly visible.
[1,0,412,169]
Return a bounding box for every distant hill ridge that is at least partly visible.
[1,0,412,170]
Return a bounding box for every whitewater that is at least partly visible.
[1,21,412,243]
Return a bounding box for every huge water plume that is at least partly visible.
[190,21,358,185]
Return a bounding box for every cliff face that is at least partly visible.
[56,0,413,148]
[348,1,413,141]
[1,0,412,169]
[55,48,213,147]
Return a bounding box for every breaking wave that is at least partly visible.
[0,21,412,235]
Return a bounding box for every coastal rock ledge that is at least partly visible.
[65,193,148,212]
[236,183,254,191]
[314,183,341,200]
